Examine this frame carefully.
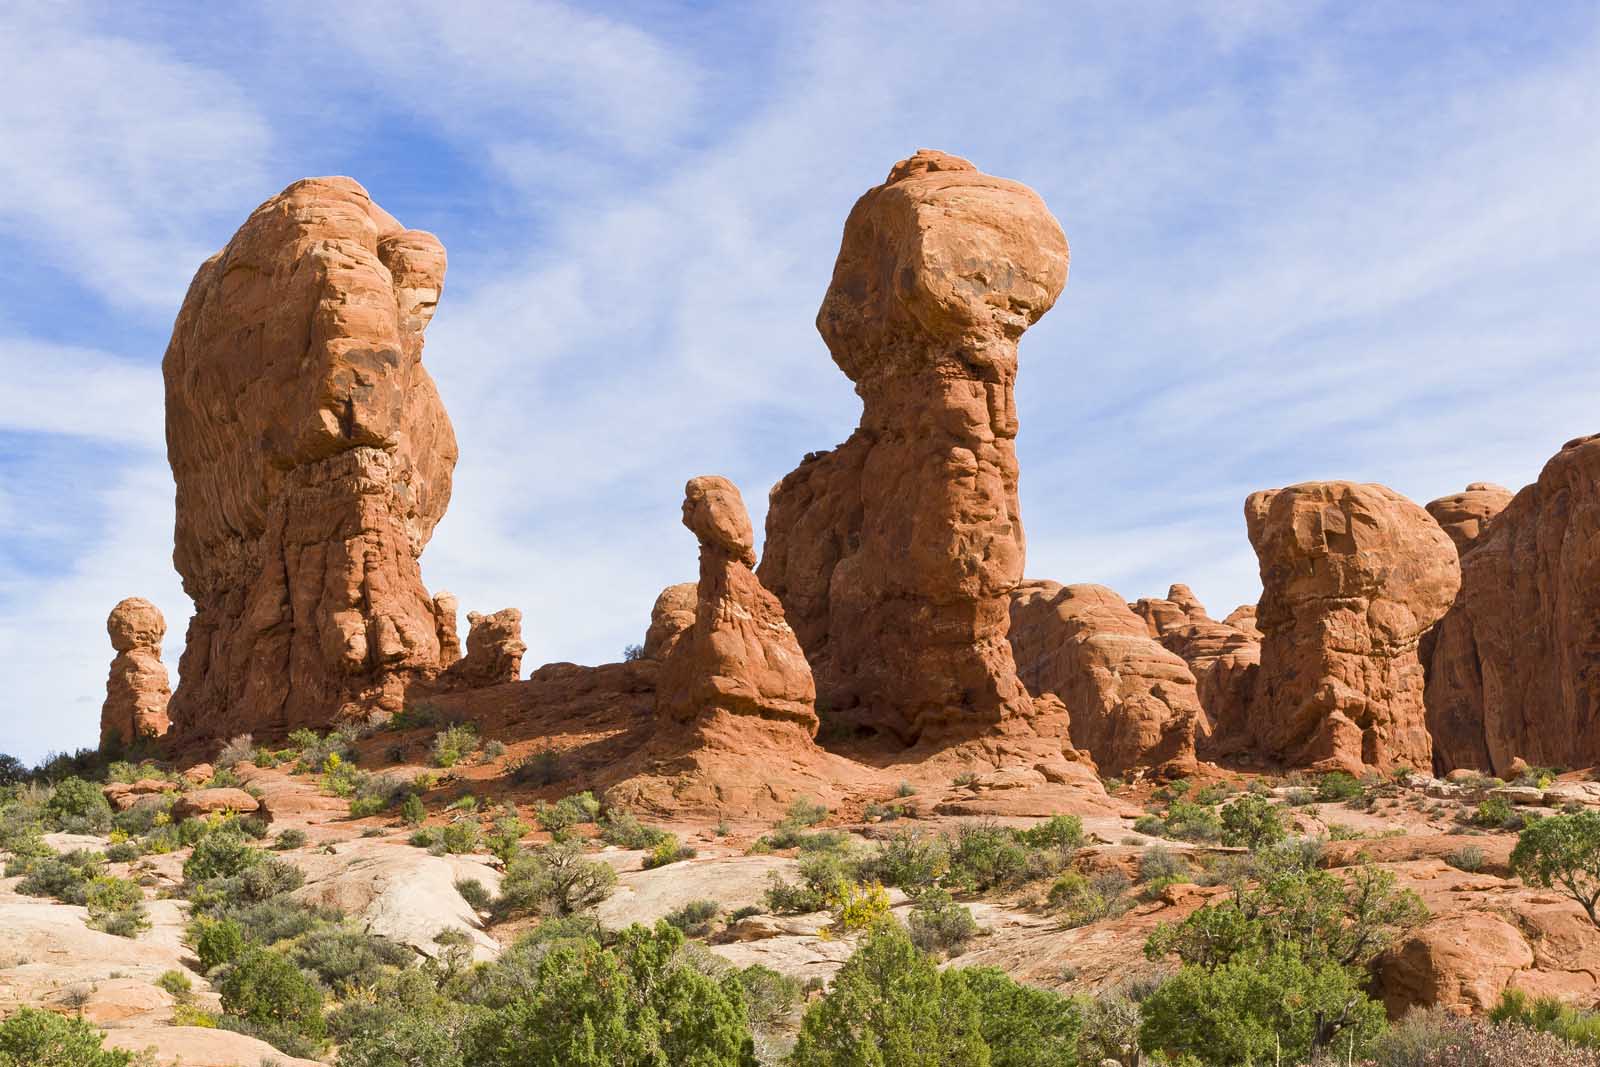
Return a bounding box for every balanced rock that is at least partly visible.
[102,597,171,747]
[659,477,817,732]
[441,608,526,688]
[1426,438,1600,772]
[1009,581,1201,776]
[1246,482,1460,772]
[163,177,458,744]
[760,149,1069,744]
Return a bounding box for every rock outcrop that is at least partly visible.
[760,149,1070,744]
[432,592,463,668]
[659,477,817,732]
[441,608,526,689]
[642,583,697,661]
[1425,438,1600,773]
[1377,912,1534,1017]
[1421,484,1514,773]
[1132,585,1261,761]
[1245,482,1460,772]
[163,177,458,745]
[101,598,171,748]
[1009,581,1201,776]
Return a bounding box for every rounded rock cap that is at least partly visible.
[108,597,165,653]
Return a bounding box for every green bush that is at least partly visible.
[236,855,305,901]
[1046,870,1130,927]
[597,809,668,850]
[43,777,112,833]
[157,969,193,999]
[85,874,148,937]
[438,819,482,855]
[292,924,411,993]
[736,964,803,1030]
[643,833,696,869]
[1447,844,1486,872]
[1512,811,1600,926]
[787,797,829,827]
[0,1006,138,1066]
[218,944,327,1039]
[858,827,947,891]
[183,828,261,882]
[954,965,1083,1067]
[1160,799,1223,843]
[400,792,427,827]
[907,888,980,957]
[764,851,855,915]
[1139,951,1384,1066]
[496,839,618,918]
[507,747,565,787]
[664,898,721,937]
[192,916,247,972]
[1490,987,1600,1048]
[461,921,755,1067]
[1316,771,1366,803]
[1138,845,1191,884]
[15,848,104,904]
[273,828,308,850]
[946,820,1030,891]
[431,724,480,769]
[486,814,531,863]
[1219,793,1287,850]
[1015,814,1085,852]
[456,877,493,910]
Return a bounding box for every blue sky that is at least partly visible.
[2,1,1598,763]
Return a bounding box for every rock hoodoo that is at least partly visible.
[759,149,1070,745]
[1009,581,1202,776]
[1132,585,1262,761]
[1245,482,1460,772]
[101,598,171,748]
[1426,438,1600,773]
[659,477,817,732]
[441,609,526,689]
[163,177,458,745]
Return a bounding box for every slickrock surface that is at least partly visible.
[760,149,1069,745]
[441,608,526,688]
[101,597,171,747]
[1009,581,1202,776]
[1245,482,1459,772]
[1427,437,1600,772]
[658,476,817,733]
[163,177,457,746]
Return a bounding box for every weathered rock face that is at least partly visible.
[643,583,697,661]
[1132,585,1261,761]
[163,177,457,745]
[441,609,525,689]
[432,592,462,668]
[1425,483,1514,554]
[1377,912,1534,1017]
[660,477,816,732]
[1426,438,1600,773]
[1246,482,1460,772]
[760,150,1069,744]
[101,598,171,748]
[1421,484,1514,773]
[1009,581,1201,776]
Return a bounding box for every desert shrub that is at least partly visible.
[481,739,507,760]
[954,965,1083,1067]
[85,874,148,937]
[787,797,829,827]
[1512,811,1600,926]
[456,877,492,910]
[184,828,261,882]
[1078,986,1144,1067]
[0,1006,138,1066]
[157,969,193,999]
[486,814,531,863]
[1132,813,1165,836]
[1447,844,1486,872]
[496,839,618,918]
[1160,799,1223,843]
[0,754,28,788]
[765,851,856,915]
[1139,950,1384,1066]
[217,734,257,768]
[507,747,564,786]
[399,792,427,827]
[292,924,411,993]
[1371,1014,1600,1065]
[643,833,697,869]
[907,888,980,957]
[347,772,409,819]
[219,945,327,1040]
[227,896,339,946]
[191,915,248,972]
[736,964,803,1030]
[104,839,140,862]
[1138,844,1191,883]
[1220,792,1287,850]
[43,776,112,833]
[664,898,721,937]
[1047,870,1130,927]
[110,793,173,837]
[460,921,754,1067]
[597,808,669,850]
[15,848,104,904]
[1317,771,1366,803]
[437,818,482,855]
[388,702,446,732]
[946,820,1030,891]
[236,855,305,901]
[858,827,947,891]
[430,724,479,769]
[1489,987,1600,1048]
[273,828,307,850]
[824,881,891,938]
[1474,793,1523,830]
[1016,813,1085,852]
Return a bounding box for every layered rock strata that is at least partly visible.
[164,177,458,744]
[760,149,1070,744]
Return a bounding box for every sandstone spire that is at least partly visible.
[760,149,1070,744]
[163,177,458,744]
[102,598,171,748]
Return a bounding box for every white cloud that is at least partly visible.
[0,339,164,448]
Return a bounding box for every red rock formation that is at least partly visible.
[163,178,458,745]
[760,149,1069,744]
[102,598,171,748]
[642,583,697,661]
[432,592,463,668]
[1009,581,1201,776]
[659,477,817,732]
[1426,439,1600,772]
[441,609,525,689]
[1246,482,1460,772]
[1421,484,1515,772]
[1133,585,1262,761]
